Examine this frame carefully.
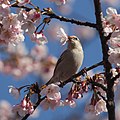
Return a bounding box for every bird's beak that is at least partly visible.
[68,36,72,41]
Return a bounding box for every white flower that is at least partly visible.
[108,47,120,67]
[41,84,61,100]
[30,32,48,45]
[106,7,117,15]
[95,99,107,115]
[8,86,20,99]
[22,20,36,34]
[12,97,34,116]
[57,27,68,45]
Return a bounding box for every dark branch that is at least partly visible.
[90,81,107,92]
[11,3,31,11]
[94,0,115,120]
[42,12,97,28]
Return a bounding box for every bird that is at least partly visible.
[45,35,84,86]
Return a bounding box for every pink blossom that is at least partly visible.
[105,7,120,29]
[12,97,34,116]
[2,13,20,29]
[6,43,28,56]
[30,32,48,45]
[40,56,57,81]
[28,9,41,23]
[108,36,120,48]
[108,47,120,67]
[41,84,61,100]
[31,45,48,60]
[57,27,68,45]
[0,100,15,119]
[40,98,61,110]
[0,13,24,45]
[8,86,20,99]
[95,99,107,115]
[0,3,10,16]
[22,20,36,34]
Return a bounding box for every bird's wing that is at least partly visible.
[53,49,70,74]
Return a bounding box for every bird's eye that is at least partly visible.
[74,37,78,40]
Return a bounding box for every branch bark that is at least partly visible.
[94,0,115,120]
[42,11,97,28]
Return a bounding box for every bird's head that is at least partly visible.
[67,36,82,50]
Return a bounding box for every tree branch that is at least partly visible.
[42,11,97,28]
[94,0,115,120]
[90,81,107,92]
[59,61,104,87]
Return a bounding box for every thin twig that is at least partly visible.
[90,81,107,92]
[42,12,97,28]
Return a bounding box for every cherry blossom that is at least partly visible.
[6,43,28,56]
[85,99,107,115]
[31,45,48,60]
[8,86,20,99]
[105,7,120,29]
[41,84,61,100]
[39,56,57,81]
[108,47,120,67]
[40,98,62,110]
[57,27,68,45]
[0,3,10,16]
[95,99,107,115]
[12,97,34,117]
[0,100,15,120]
[0,13,24,45]
[30,32,48,45]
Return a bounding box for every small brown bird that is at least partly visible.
[46,35,84,85]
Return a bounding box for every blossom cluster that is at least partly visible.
[0,0,49,46]
[103,7,120,67]
[0,43,57,80]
